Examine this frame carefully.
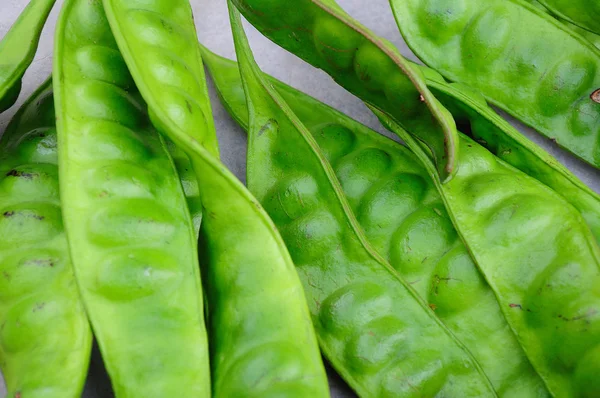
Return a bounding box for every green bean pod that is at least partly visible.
[103,1,330,395]
[537,0,600,36]
[372,109,600,397]
[204,48,548,397]
[101,0,219,158]
[53,0,211,395]
[0,0,56,112]
[389,0,600,170]
[408,64,600,245]
[226,7,501,396]
[100,0,209,235]
[231,0,459,181]
[0,80,92,397]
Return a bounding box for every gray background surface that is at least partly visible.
[0,0,598,396]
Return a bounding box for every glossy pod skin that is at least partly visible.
[103,1,330,395]
[98,0,205,233]
[529,1,600,50]
[412,64,600,244]
[231,0,459,181]
[537,0,600,35]
[101,0,219,158]
[204,49,548,397]
[389,0,600,169]
[564,25,600,51]
[227,9,500,396]
[53,0,211,396]
[0,80,92,397]
[374,110,600,397]
[0,0,56,112]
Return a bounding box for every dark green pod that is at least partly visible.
[389,0,600,170]
[213,6,503,396]
[374,110,600,398]
[231,0,459,181]
[204,48,548,397]
[410,63,600,245]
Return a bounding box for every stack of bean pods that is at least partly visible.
[0,0,598,396]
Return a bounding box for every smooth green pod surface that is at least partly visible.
[0,80,92,398]
[231,0,459,181]
[98,0,204,233]
[374,110,600,398]
[204,49,548,397]
[104,1,330,395]
[529,0,600,50]
[410,64,600,245]
[0,0,56,112]
[53,0,210,396]
[538,0,600,35]
[389,0,600,169]
[225,8,500,396]
[101,0,219,158]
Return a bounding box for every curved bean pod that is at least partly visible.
[0,80,91,397]
[101,0,219,157]
[537,0,600,36]
[99,0,208,234]
[231,0,459,181]
[374,110,600,398]
[0,0,56,112]
[227,8,500,396]
[410,64,600,245]
[53,0,210,396]
[204,48,548,397]
[104,1,330,395]
[389,0,600,169]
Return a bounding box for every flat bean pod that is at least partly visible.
[0,80,91,398]
[101,0,219,158]
[204,49,548,397]
[104,1,330,395]
[224,9,500,396]
[537,0,600,36]
[374,110,600,398]
[53,0,211,395]
[231,0,459,181]
[389,0,600,169]
[0,0,56,112]
[411,64,600,244]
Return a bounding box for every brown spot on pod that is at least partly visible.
[258,118,278,137]
[591,88,600,103]
[5,169,37,179]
